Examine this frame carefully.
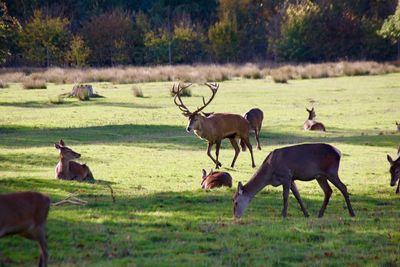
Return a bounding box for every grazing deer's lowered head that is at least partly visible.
[201,169,233,189]
[54,139,94,182]
[173,83,255,169]
[304,107,326,132]
[387,153,400,194]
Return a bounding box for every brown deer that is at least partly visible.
[55,140,94,182]
[304,107,326,131]
[396,121,400,132]
[387,152,400,194]
[0,192,50,267]
[232,143,355,218]
[173,83,255,169]
[201,169,233,189]
[241,108,264,150]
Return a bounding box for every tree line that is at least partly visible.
[1,0,400,67]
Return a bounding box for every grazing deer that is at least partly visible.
[201,169,233,189]
[241,108,264,150]
[173,83,255,169]
[0,192,50,267]
[396,121,400,132]
[55,140,94,182]
[232,143,355,218]
[304,107,326,131]
[387,153,400,194]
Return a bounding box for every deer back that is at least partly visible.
[202,113,251,141]
[202,172,233,189]
[69,161,93,181]
[0,192,50,237]
[244,108,264,130]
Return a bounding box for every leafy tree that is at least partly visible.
[0,1,20,64]
[144,29,170,64]
[379,3,400,59]
[65,35,90,67]
[19,10,70,66]
[172,25,205,63]
[208,19,238,62]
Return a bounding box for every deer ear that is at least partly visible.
[201,111,214,117]
[387,154,394,165]
[396,121,399,126]
[59,139,65,146]
[306,108,310,112]
[237,182,244,195]
[202,169,207,178]
[311,107,314,111]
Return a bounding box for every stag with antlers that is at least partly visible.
[173,83,256,169]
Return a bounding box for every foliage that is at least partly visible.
[144,29,170,64]
[208,19,238,62]
[65,35,91,67]
[379,3,400,42]
[171,25,205,64]
[18,10,70,66]
[0,1,20,63]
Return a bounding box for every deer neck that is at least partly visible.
[193,117,213,141]
[58,157,71,177]
[243,163,273,199]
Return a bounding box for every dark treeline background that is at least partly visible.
[1,0,399,67]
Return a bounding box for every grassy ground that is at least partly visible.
[0,74,399,266]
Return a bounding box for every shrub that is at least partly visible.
[270,70,289,83]
[22,77,47,89]
[170,84,191,97]
[132,85,144,98]
[0,80,9,88]
[48,94,65,104]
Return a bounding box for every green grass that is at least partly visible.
[0,74,399,266]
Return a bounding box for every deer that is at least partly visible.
[173,83,256,169]
[396,121,400,132]
[304,107,326,131]
[232,143,355,218]
[241,108,264,151]
[0,191,50,267]
[387,152,400,194]
[55,140,94,182]
[201,169,233,189]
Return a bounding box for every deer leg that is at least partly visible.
[207,142,221,168]
[396,180,400,194]
[316,177,333,218]
[229,138,240,168]
[327,174,355,217]
[240,139,246,152]
[215,140,222,169]
[290,181,309,217]
[242,137,256,168]
[255,129,261,150]
[37,227,48,267]
[282,182,290,218]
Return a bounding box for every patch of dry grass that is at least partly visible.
[132,85,144,98]
[0,80,8,88]
[22,77,47,89]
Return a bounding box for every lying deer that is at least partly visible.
[304,107,326,131]
[0,192,50,267]
[55,140,94,182]
[173,83,255,169]
[387,152,400,194]
[201,169,232,189]
[232,143,355,218]
[241,108,264,150]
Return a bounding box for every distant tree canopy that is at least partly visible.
[2,0,400,66]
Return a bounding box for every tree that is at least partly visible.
[172,25,205,63]
[208,19,238,62]
[379,3,400,59]
[19,10,70,66]
[0,1,20,64]
[65,35,90,67]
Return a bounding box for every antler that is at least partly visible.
[194,82,219,114]
[173,83,193,116]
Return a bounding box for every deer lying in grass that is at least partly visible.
[173,83,255,169]
[55,140,94,182]
[232,143,355,218]
[304,107,326,131]
[201,169,232,189]
[241,108,264,150]
[0,192,50,267]
[387,152,400,194]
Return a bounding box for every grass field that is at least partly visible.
[0,74,399,266]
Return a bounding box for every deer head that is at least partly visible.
[396,121,400,131]
[173,83,219,132]
[306,107,316,120]
[232,182,251,218]
[55,139,81,160]
[387,154,400,187]
[201,169,213,189]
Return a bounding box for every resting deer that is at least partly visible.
[304,107,326,131]
[232,143,355,218]
[396,121,400,132]
[201,169,232,189]
[173,83,255,169]
[387,152,400,194]
[55,140,94,182]
[0,192,50,267]
[241,108,264,150]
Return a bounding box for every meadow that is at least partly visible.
[0,73,399,266]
